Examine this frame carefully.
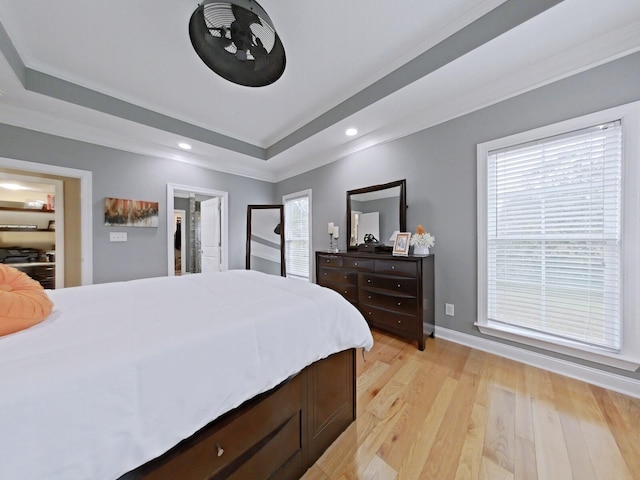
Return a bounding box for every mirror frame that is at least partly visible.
[346,179,407,251]
[246,204,286,276]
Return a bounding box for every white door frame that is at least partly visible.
[166,183,228,275]
[0,156,93,285]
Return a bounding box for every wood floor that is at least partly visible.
[302,330,640,480]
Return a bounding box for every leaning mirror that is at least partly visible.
[346,179,407,250]
[246,205,285,276]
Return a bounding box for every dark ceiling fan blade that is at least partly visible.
[189,1,286,87]
[231,4,262,28]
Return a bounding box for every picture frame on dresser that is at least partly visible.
[392,232,410,256]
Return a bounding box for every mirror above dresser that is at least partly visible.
[346,179,407,250]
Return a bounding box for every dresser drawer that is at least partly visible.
[143,375,302,480]
[321,281,357,302]
[227,414,301,480]
[343,257,374,271]
[359,290,417,315]
[359,274,417,294]
[375,259,416,277]
[317,254,343,267]
[360,304,416,335]
[318,267,357,287]
[31,265,55,278]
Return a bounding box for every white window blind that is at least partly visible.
[487,121,622,351]
[284,192,310,280]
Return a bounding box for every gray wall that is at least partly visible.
[0,126,275,283]
[276,51,640,380]
[1,51,639,379]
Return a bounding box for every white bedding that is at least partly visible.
[0,270,373,480]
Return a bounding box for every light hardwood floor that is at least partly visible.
[302,330,640,480]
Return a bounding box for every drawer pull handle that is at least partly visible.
[354,262,358,266]
[368,295,372,299]
[368,279,371,283]
[344,290,348,294]
[368,312,372,316]
[323,272,327,276]
[391,265,395,270]
[344,275,348,279]
[397,302,402,306]
[397,320,402,324]
[397,284,401,288]
[216,443,224,457]
[326,259,330,263]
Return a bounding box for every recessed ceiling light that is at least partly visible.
[178,142,192,150]
[345,128,358,137]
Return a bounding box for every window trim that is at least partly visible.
[283,189,312,282]
[477,101,640,371]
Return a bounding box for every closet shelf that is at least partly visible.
[0,206,55,213]
[0,228,54,232]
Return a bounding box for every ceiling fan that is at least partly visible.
[189,0,286,87]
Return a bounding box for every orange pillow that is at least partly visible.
[0,264,53,337]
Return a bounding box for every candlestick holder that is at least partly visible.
[328,233,338,253]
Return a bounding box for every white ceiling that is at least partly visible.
[0,0,639,182]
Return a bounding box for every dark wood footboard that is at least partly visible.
[119,348,356,480]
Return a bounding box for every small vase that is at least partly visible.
[413,245,429,256]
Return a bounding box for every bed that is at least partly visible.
[0,269,373,480]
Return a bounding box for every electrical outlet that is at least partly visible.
[110,232,127,242]
[445,303,455,316]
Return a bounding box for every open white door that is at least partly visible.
[357,211,380,244]
[200,197,221,272]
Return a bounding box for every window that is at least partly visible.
[283,190,312,281]
[477,103,640,370]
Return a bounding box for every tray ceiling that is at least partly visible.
[0,0,639,181]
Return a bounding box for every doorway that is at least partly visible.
[0,157,93,286]
[166,184,228,275]
[0,173,64,288]
[173,210,186,275]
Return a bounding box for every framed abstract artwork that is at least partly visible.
[104,197,159,227]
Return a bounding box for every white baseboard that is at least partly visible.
[436,326,640,399]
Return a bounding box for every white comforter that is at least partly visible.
[0,270,373,480]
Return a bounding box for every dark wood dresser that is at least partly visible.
[12,263,56,289]
[316,251,434,350]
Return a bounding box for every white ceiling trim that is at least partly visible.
[263,0,508,147]
[1,20,638,186]
[272,25,640,182]
[0,0,563,161]
[0,101,276,182]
